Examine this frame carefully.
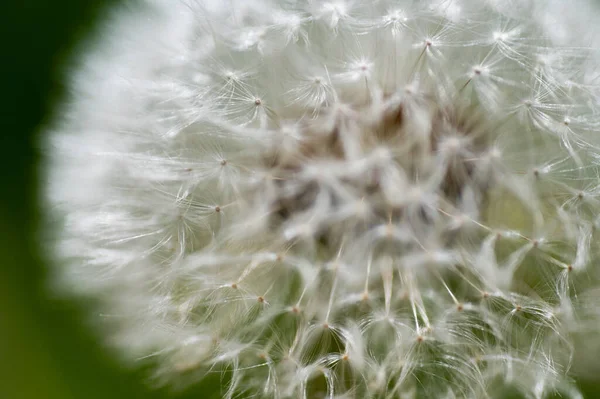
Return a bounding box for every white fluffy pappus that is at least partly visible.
[42,0,600,398]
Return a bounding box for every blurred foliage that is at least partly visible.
[0,1,598,398]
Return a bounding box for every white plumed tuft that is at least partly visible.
[43,0,600,397]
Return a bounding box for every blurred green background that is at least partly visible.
[0,1,599,398]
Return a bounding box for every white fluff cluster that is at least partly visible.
[44,0,600,398]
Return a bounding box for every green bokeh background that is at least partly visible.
[1,1,599,398]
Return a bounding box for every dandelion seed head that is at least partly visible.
[43,0,600,397]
